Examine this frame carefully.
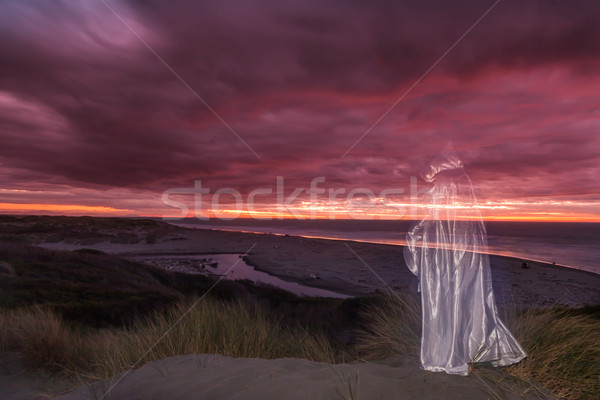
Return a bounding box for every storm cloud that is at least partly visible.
[0,0,599,218]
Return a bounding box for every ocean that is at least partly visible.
[168,219,600,275]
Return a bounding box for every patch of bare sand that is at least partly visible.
[0,354,71,400]
[55,354,535,400]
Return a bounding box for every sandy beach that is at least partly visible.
[38,225,600,308]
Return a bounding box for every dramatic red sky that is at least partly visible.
[1,0,599,221]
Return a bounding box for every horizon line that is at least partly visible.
[2,212,600,223]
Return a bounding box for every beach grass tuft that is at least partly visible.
[353,290,420,360]
[504,306,600,400]
[0,297,340,382]
[95,297,339,378]
[0,307,93,372]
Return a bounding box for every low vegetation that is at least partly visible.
[353,291,420,360]
[0,214,183,245]
[0,298,339,381]
[0,242,185,326]
[506,305,600,400]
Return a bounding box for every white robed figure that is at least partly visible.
[404,148,526,376]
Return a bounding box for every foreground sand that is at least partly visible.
[0,355,71,400]
[55,354,534,400]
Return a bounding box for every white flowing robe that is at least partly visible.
[403,155,526,376]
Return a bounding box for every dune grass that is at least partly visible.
[354,291,600,400]
[353,291,420,360]
[505,306,600,400]
[96,297,339,378]
[0,297,340,382]
[2,290,598,399]
[0,307,93,373]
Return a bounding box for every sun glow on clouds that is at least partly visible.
[170,208,600,222]
[0,203,132,215]
[3,188,599,221]
[0,0,599,221]
[159,194,600,222]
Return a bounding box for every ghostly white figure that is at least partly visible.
[403,148,526,376]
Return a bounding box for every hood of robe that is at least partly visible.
[420,145,464,183]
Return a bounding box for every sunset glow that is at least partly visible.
[0,203,132,215]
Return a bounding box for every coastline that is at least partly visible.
[38,225,600,308]
[167,219,600,275]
